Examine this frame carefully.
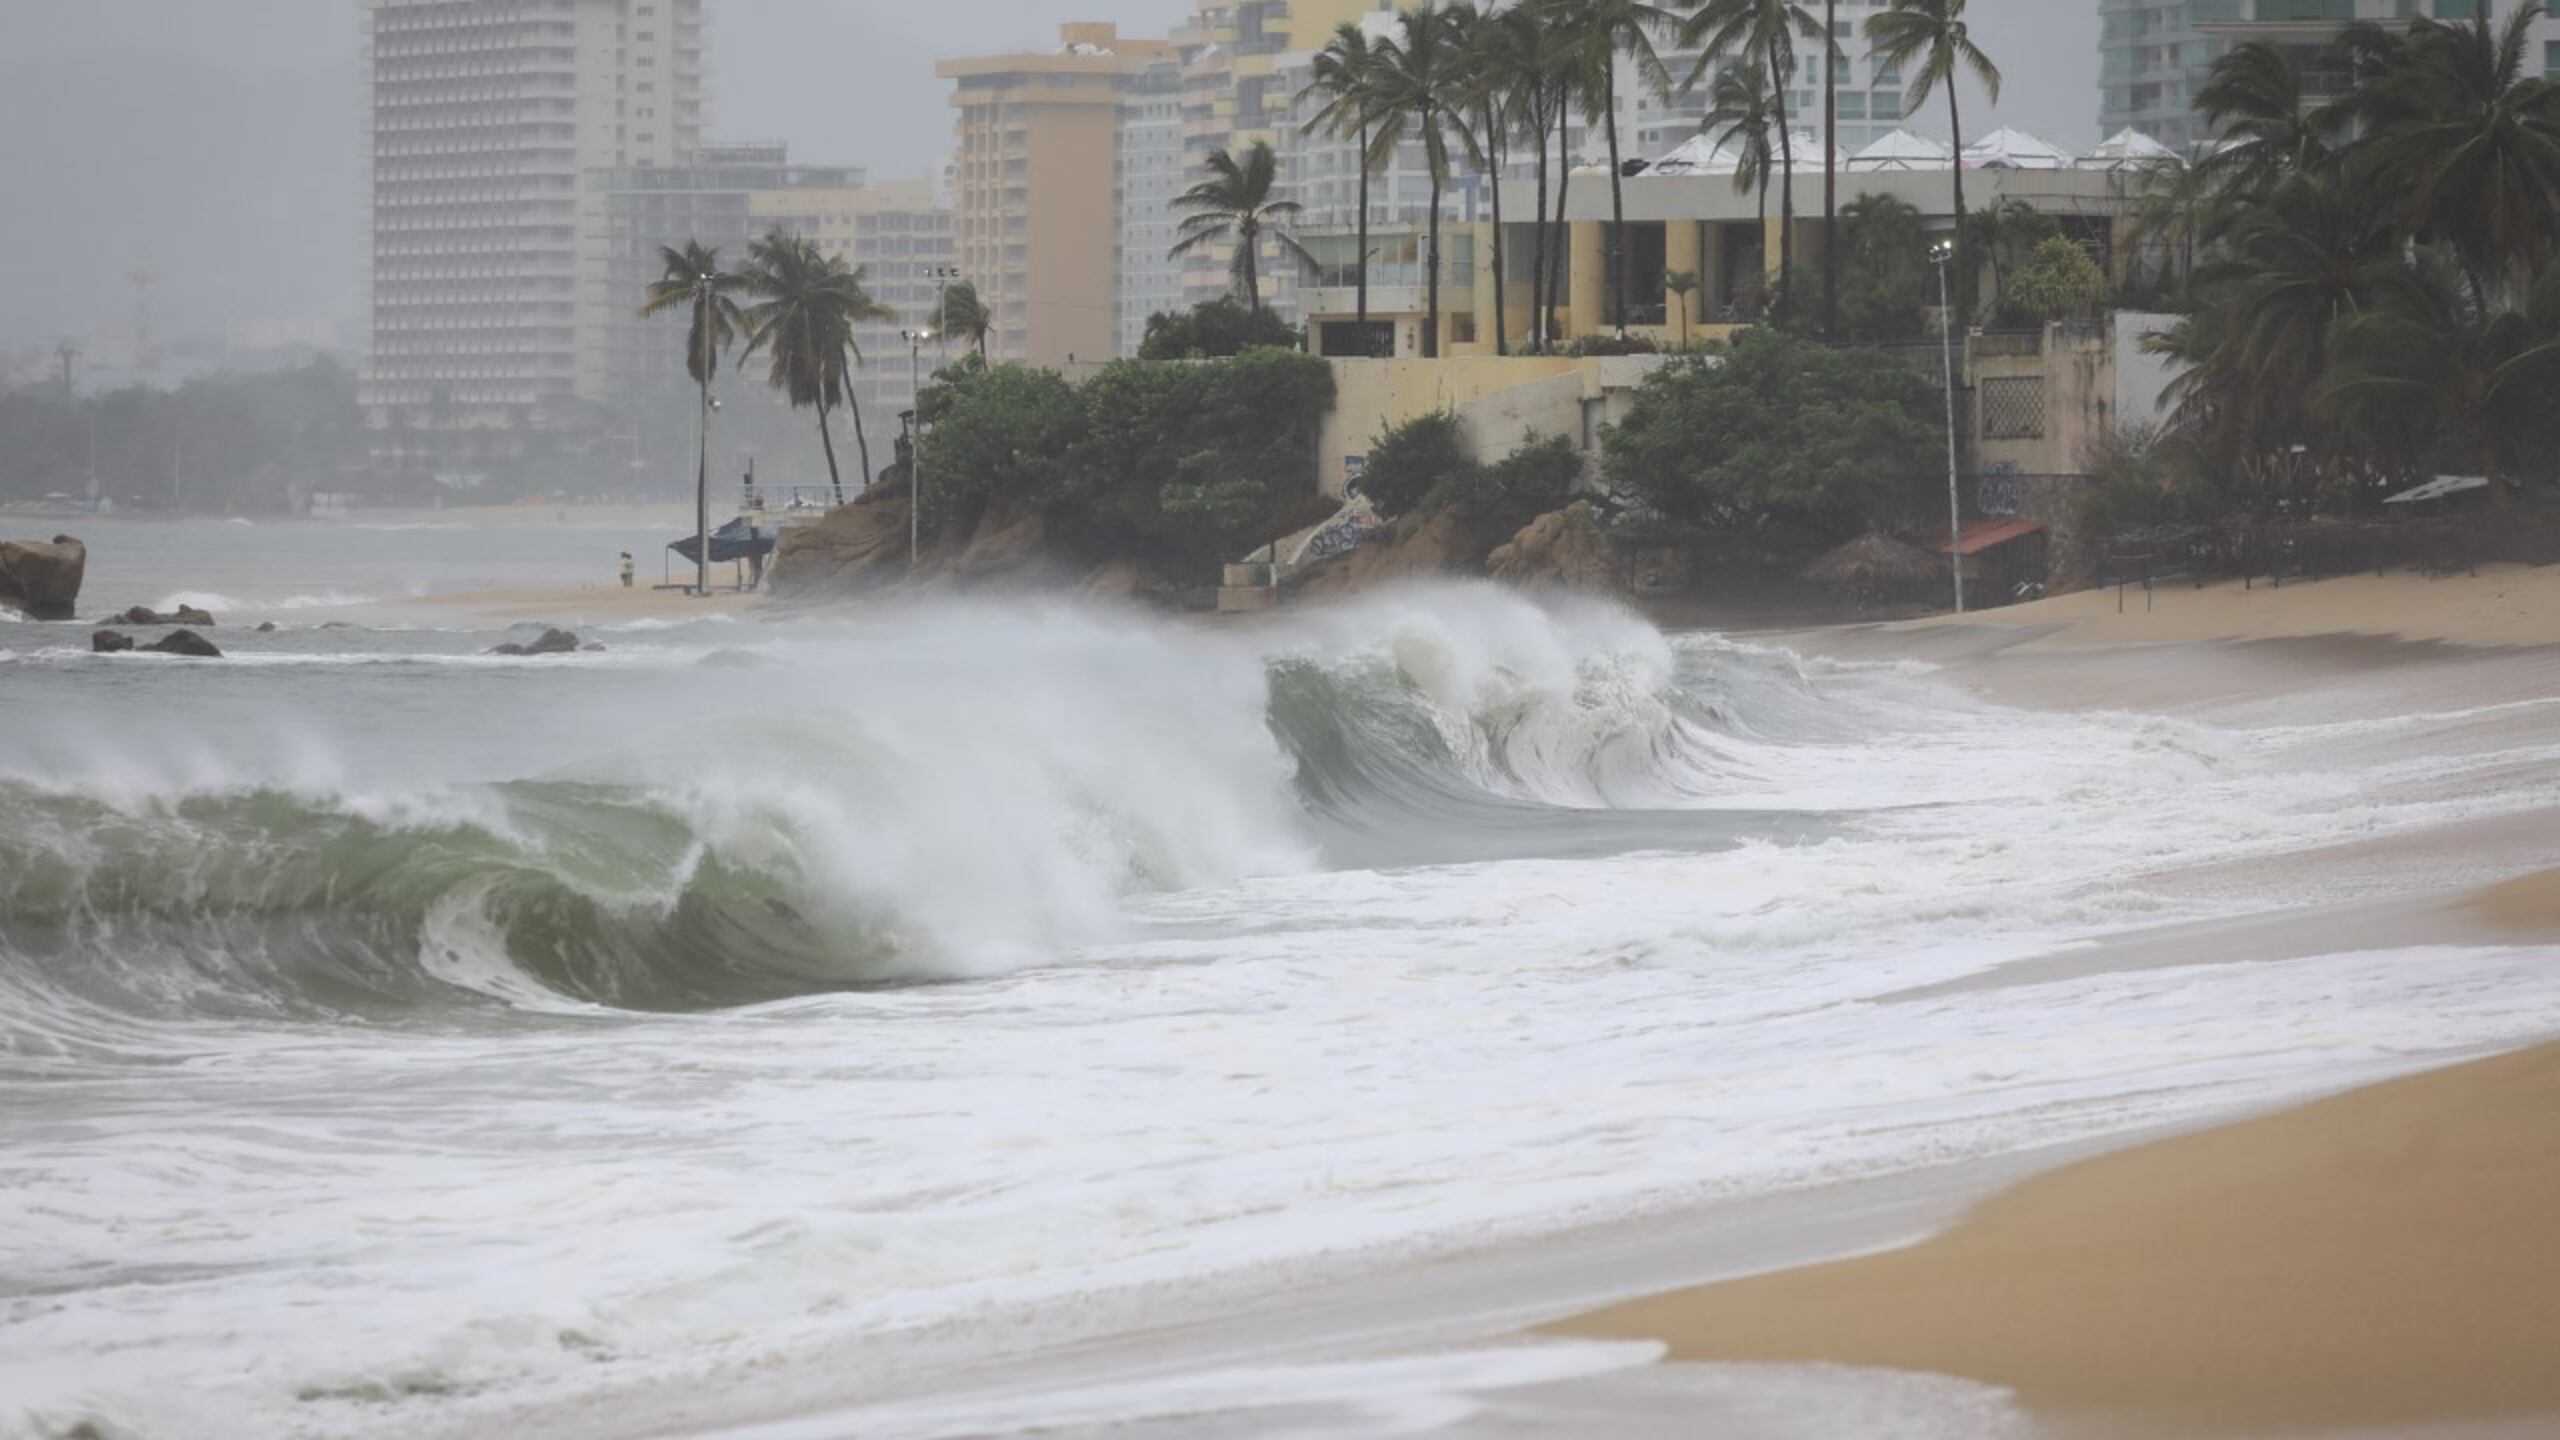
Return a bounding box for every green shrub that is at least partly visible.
[1360,411,1473,518]
[1137,298,1305,360]
[1601,328,1938,546]
[1564,333,1662,357]
[1470,432,1582,527]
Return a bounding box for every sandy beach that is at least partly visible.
[1563,1031,2560,1437]
[1896,562,2560,649]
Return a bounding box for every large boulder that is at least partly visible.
[92,628,134,654]
[488,627,581,657]
[768,491,914,599]
[0,535,87,621]
[1288,505,1519,602]
[950,501,1050,581]
[144,628,222,659]
[1487,503,1621,593]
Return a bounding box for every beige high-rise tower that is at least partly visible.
[938,24,1172,367]
[362,0,706,424]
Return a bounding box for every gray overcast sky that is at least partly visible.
[0,0,2095,365]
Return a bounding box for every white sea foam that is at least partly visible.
[5,585,2557,1440]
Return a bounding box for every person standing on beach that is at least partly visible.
[618,551,634,589]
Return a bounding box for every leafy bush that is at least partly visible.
[1564,333,1662,357]
[914,349,1335,579]
[913,365,1081,531]
[1601,328,1939,545]
[1359,411,1473,518]
[1472,432,1582,528]
[1137,298,1305,360]
[2009,236,2111,322]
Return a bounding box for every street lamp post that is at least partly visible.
[692,271,714,598]
[902,328,932,564]
[1929,240,1965,614]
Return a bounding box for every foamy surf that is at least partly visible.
[4,581,2558,1440]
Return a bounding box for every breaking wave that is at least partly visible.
[0,587,1810,1029]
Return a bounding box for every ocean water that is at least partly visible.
[5,526,2560,1439]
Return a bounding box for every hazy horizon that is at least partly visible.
[0,0,2097,370]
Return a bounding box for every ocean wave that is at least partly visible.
[0,588,1763,1024]
[151,589,377,614]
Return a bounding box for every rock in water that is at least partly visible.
[488,627,582,657]
[144,629,222,659]
[99,604,216,628]
[256,622,278,633]
[92,629,134,654]
[0,535,87,621]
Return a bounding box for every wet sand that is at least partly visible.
[1563,1030,2560,1436]
[1894,564,2560,650]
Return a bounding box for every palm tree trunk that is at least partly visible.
[1487,98,1509,357]
[1550,78,1573,346]
[1426,132,1445,360]
[1947,82,1968,322]
[1822,0,1838,342]
[1357,122,1372,332]
[847,393,872,498]
[1243,226,1262,315]
[1770,39,1796,328]
[1529,83,1551,349]
[815,395,845,507]
[1606,63,1627,337]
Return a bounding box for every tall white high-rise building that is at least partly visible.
[362,0,706,424]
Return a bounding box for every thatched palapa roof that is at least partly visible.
[1801,532,1943,586]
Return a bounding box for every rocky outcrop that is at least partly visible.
[488,627,582,657]
[99,604,215,628]
[145,629,222,658]
[92,629,134,654]
[1487,503,1621,593]
[1287,505,1522,602]
[768,490,915,599]
[950,502,1050,581]
[0,536,87,620]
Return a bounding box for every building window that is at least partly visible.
[1979,377,2046,441]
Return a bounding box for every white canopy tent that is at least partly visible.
[2078,127,2179,170]
[1962,126,2072,171]
[1847,129,1955,172]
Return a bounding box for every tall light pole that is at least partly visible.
[901,328,932,564]
[1930,240,1965,614]
[693,271,714,598]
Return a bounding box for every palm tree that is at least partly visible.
[1554,0,1681,336]
[1171,141,1318,317]
[1301,22,1385,337]
[1866,0,2000,323]
[1663,267,1700,344]
[2320,258,2560,504]
[739,231,895,506]
[1499,4,1568,348]
[2154,170,2413,470]
[1364,6,1465,358]
[1450,3,1532,354]
[2195,41,2327,204]
[2127,157,2222,295]
[2353,8,2560,306]
[1686,0,1824,326]
[639,240,749,592]
[1701,59,1779,305]
[938,280,992,362]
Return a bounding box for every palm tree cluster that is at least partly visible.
[2143,8,2560,507]
[640,231,898,507]
[1285,1,1990,354]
